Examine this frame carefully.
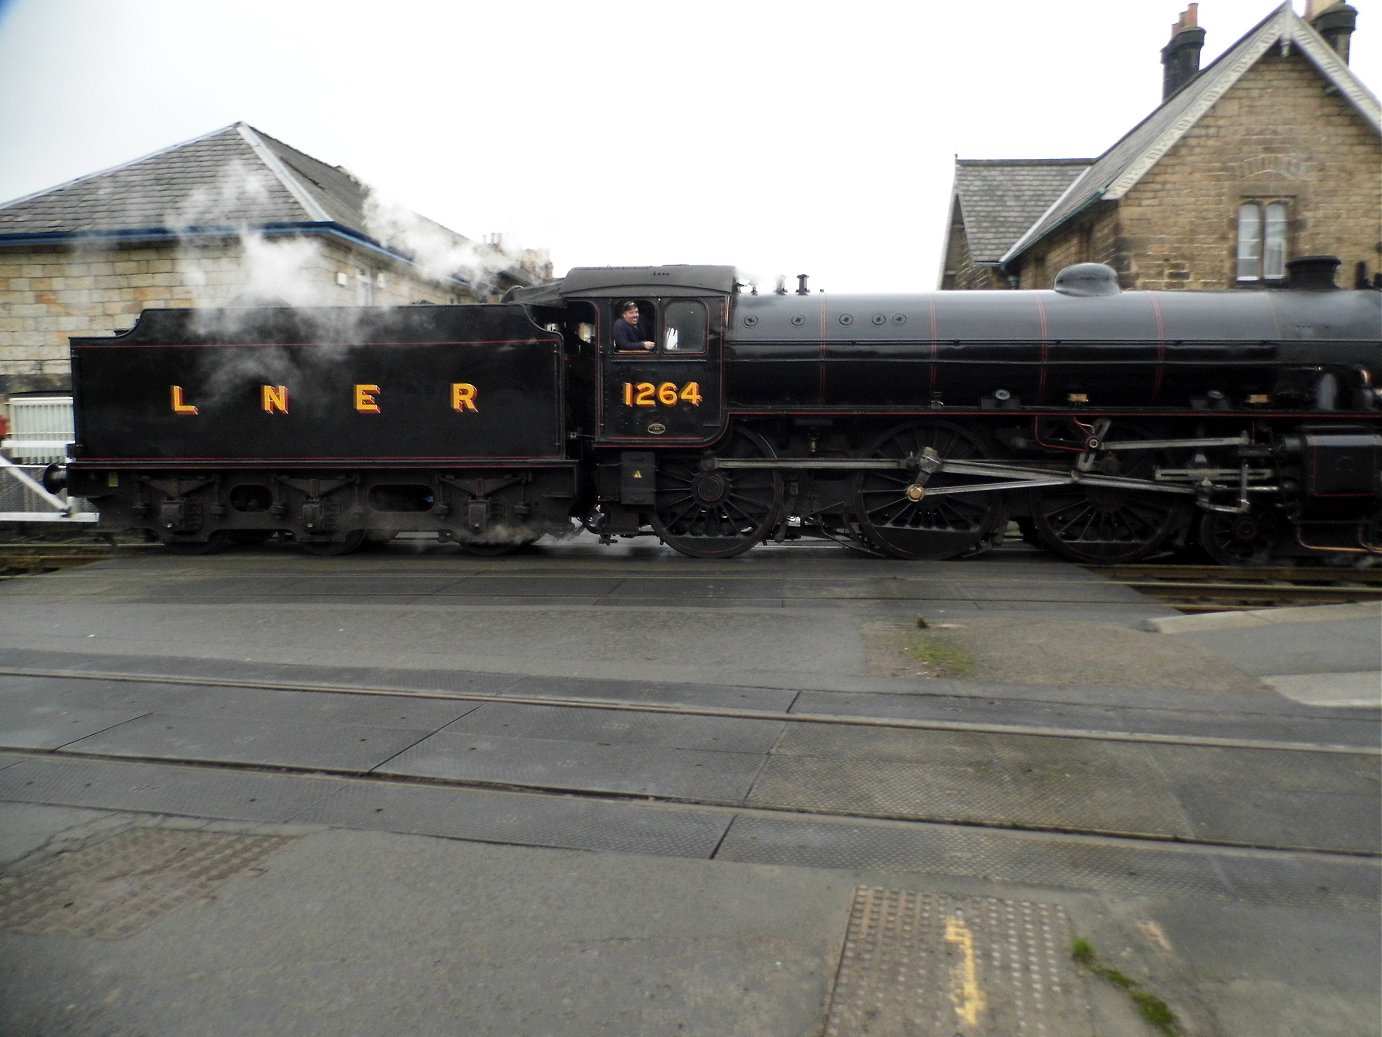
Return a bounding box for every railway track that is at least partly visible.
[0,540,116,578]
[1094,562,1382,612]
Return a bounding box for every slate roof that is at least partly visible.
[0,122,536,287]
[1001,2,1381,264]
[946,159,1093,267]
[0,123,350,236]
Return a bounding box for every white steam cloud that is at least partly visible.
[363,188,534,293]
[166,160,330,312]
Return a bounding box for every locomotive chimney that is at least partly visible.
[1307,0,1358,64]
[796,274,810,296]
[1161,4,1205,101]
[1286,255,1341,289]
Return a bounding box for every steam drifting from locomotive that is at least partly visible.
[363,189,513,290]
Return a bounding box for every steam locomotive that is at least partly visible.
[60,258,1381,565]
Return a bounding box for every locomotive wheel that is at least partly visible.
[650,427,784,559]
[1198,510,1282,566]
[296,530,367,556]
[454,534,540,556]
[1365,511,1382,554]
[161,531,231,555]
[851,421,1008,560]
[447,524,543,556]
[457,541,519,557]
[1031,431,1186,564]
[363,529,398,549]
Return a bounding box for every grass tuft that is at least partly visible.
[1071,938,1183,1036]
[902,634,974,677]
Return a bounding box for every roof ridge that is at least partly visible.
[235,124,330,222]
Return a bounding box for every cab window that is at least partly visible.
[612,299,655,354]
[663,300,707,354]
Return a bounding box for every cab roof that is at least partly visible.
[510,265,737,306]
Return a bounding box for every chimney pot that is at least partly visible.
[1309,1,1358,64]
[1161,6,1207,101]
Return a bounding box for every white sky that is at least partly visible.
[0,0,1377,292]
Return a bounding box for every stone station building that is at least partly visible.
[941,0,1381,291]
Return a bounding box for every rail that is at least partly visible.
[1093,562,1382,612]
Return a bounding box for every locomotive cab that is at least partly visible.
[601,295,723,443]
[513,265,735,448]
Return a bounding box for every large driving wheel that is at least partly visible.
[851,421,1008,560]
[650,427,784,558]
[1032,429,1187,564]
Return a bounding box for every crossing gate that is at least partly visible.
[1,396,96,524]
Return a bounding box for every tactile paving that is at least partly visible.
[0,825,292,939]
[822,887,1092,1037]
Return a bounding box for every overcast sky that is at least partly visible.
[0,0,1377,292]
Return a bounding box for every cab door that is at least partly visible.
[598,297,726,446]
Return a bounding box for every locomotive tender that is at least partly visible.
[62,259,1381,564]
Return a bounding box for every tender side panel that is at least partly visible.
[70,306,564,464]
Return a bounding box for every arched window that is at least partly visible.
[1237,201,1289,283]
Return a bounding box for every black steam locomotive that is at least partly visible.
[61,259,1381,565]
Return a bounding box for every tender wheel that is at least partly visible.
[228,531,275,545]
[362,529,398,549]
[296,530,367,556]
[161,531,231,555]
[1365,511,1382,555]
[1032,430,1187,564]
[851,421,1008,560]
[1198,510,1281,566]
[448,527,542,556]
[650,427,783,558]
[455,537,524,557]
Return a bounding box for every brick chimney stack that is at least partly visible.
[1161,4,1206,101]
[1307,0,1358,64]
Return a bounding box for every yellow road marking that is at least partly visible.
[945,915,987,1027]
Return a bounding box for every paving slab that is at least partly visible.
[378,729,766,800]
[63,713,428,771]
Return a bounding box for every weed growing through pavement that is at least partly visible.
[903,633,974,678]
[1071,938,1182,1036]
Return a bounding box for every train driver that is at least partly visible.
[614,301,655,352]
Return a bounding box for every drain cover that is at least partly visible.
[823,887,1093,1037]
[0,826,291,940]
